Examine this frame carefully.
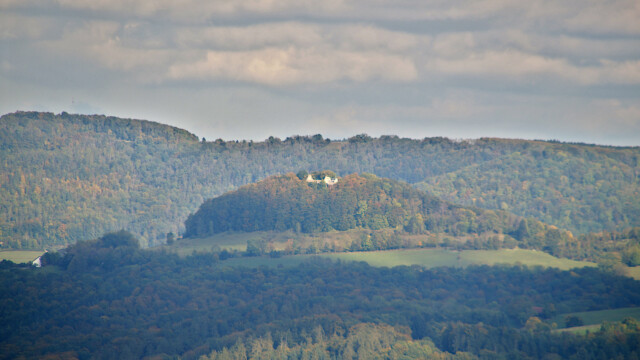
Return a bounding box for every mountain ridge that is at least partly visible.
[2,111,639,249]
[184,172,595,260]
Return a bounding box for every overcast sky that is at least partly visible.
[1,0,639,145]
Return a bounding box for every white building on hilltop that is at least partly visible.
[306,174,338,186]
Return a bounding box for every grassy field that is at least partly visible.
[167,232,261,256]
[626,266,640,280]
[0,250,45,264]
[171,232,595,270]
[553,324,602,334]
[221,248,597,270]
[168,232,640,280]
[551,307,640,328]
[166,229,375,256]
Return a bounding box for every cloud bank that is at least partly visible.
[0,0,639,144]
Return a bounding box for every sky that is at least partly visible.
[1,0,639,146]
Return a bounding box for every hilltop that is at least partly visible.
[184,172,594,260]
[1,111,639,249]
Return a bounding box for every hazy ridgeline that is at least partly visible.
[2,111,639,249]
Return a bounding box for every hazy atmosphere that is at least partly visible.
[1,0,639,144]
[4,3,640,358]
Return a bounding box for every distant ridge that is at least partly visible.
[1,111,639,250]
[2,111,199,143]
[183,172,595,260]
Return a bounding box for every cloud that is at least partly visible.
[176,23,422,52]
[425,32,640,85]
[166,23,423,85]
[0,13,59,40]
[175,23,326,50]
[167,47,417,85]
[1,0,639,145]
[563,0,640,35]
[3,0,638,36]
[29,17,638,87]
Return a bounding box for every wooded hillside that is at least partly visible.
[2,111,639,248]
[3,234,640,359]
[186,173,608,260]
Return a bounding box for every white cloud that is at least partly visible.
[2,0,639,38]
[1,0,639,145]
[563,0,640,35]
[167,47,417,85]
[46,0,348,22]
[174,23,326,50]
[425,33,640,85]
[174,23,423,52]
[0,13,58,40]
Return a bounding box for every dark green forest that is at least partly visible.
[185,173,606,261]
[184,172,506,236]
[3,111,640,360]
[2,111,639,249]
[2,232,640,359]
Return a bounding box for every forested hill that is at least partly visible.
[5,234,640,359]
[184,173,589,258]
[185,172,519,236]
[2,111,639,248]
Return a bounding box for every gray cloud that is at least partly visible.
[0,0,639,145]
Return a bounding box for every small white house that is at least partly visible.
[323,176,338,185]
[32,256,42,267]
[306,174,338,185]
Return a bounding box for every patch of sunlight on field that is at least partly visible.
[626,266,640,280]
[0,250,45,263]
[460,248,596,270]
[321,248,595,270]
[553,324,601,334]
[161,233,254,256]
[220,248,596,271]
[324,249,461,268]
[552,307,640,328]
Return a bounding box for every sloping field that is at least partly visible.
[459,248,595,270]
[553,324,601,334]
[167,229,372,256]
[627,266,640,280]
[221,248,597,270]
[552,307,640,328]
[0,250,44,264]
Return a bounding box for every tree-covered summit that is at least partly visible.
[184,173,573,254]
[2,111,640,249]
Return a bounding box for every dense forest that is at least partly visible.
[185,173,607,261]
[2,231,640,359]
[184,172,507,235]
[3,111,640,360]
[1,111,639,249]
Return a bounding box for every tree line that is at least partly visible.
[2,231,640,359]
[2,111,639,249]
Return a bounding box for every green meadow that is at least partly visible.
[553,324,602,334]
[552,307,640,328]
[221,248,597,270]
[171,231,597,271]
[0,250,45,264]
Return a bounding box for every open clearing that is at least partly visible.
[221,248,596,270]
[553,324,602,334]
[166,229,375,256]
[325,248,595,270]
[171,232,596,271]
[0,250,44,264]
[552,307,640,328]
[164,232,640,280]
[626,266,640,280]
